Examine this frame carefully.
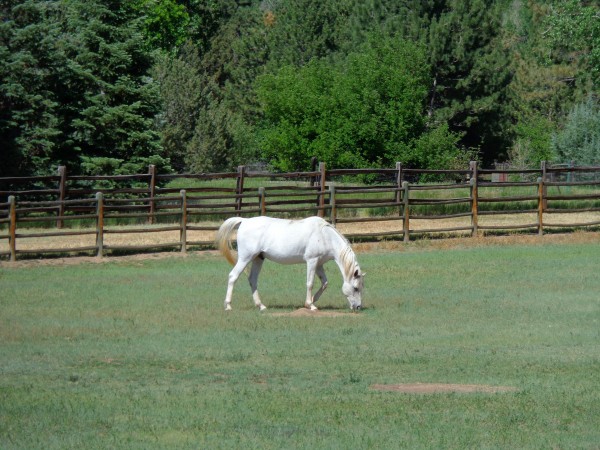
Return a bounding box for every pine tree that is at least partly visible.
[422,0,512,164]
[61,0,166,175]
[0,0,64,176]
[0,0,168,177]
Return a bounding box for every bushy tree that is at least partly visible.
[545,0,600,89]
[552,96,600,165]
[62,0,168,175]
[257,35,467,171]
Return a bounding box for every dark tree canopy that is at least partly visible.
[1,0,598,176]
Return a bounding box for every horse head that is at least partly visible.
[342,267,365,311]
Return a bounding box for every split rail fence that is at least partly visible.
[1,161,600,261]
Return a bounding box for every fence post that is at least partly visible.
[469,161,479,237]
[148,164,157,224]
[537,177,544,236]
[310,157,318,187]
[470,177,478,237]
[395,162,403,216]
[329,185,337,226]
[258,187,266,216]
[180,189,187,253]
[236,165,246,213]
[318,162,326,218]
[540,160,547,210]
[57,165,67,229]
[8,195,16,262]
[402,181,410,243]
[96,192,104,258]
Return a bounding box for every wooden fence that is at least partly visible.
[1,161,600,261]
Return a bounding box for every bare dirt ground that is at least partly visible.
[1,213,599,268]
[370,383,519,394]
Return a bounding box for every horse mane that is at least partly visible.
[323,222,357,280]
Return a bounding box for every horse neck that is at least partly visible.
[324,225,355,281]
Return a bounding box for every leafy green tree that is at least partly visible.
[552,96,600,165]
[137,0,190,51]
[545,0,600,89]
[257,36,468,171]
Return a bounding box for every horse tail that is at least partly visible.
[216,217,244,266]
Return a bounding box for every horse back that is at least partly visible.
[237,216,332,263]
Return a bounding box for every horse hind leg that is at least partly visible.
[248,256,267,311]
[224,257,252,311]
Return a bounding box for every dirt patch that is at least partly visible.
[2,227,599,268]
[268,308,360,318]
[370,383,519,394]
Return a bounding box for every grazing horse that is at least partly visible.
[216,216,365,311]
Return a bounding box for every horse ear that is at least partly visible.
[362,272,366,277]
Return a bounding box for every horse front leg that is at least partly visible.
[305,259,319,311]
[312,265,328,304]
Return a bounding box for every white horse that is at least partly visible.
[216,216,365,311]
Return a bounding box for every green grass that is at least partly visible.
[1,241,599,448]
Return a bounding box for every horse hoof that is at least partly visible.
[309,304,318,311]
[225,304,232,311]
[259,304,267,311]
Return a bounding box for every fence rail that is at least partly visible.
[1,161,600,261]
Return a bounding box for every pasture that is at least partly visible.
[1,237,599,448]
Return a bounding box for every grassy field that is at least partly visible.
[1,239,599,449]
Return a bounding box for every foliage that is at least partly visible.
[1,0,599,177]
[421,0,513,164]
[153,43,203,172]
[503,0,598,169]
[257,36,432,171]
[138,0,190,50]
[508,115,555,168]
[551,96,600,165]
[0,0,64,176]
[0,0,169,176]
[545,0,600,89]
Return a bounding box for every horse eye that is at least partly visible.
[354,287,359,293]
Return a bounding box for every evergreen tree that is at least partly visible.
[0,0,168,177]
[422,0,512,164]
[153,43,202,172]
[62,0,167,175]
[503,0,597,167]
[0,0,64,176]
[183,5,265,172]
